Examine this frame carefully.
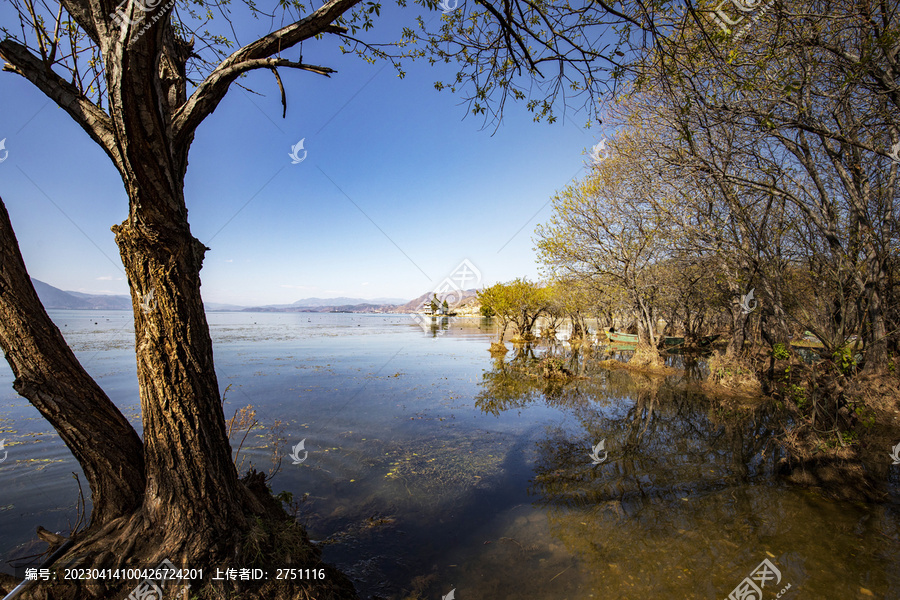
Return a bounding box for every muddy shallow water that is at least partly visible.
[0,311,898,599]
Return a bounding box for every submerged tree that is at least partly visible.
[478,279,550,341]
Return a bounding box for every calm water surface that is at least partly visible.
[0,311,898,599]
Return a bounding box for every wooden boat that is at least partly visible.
[789,333,860,350]
[697,334,721,347]
[790,338,824,349]
[605,331,638,344]
[790,331,825,348]
[605,331,720,347]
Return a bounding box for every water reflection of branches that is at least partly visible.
[475,348,785,510]
[475,344,597,416]
[469,347,844,596]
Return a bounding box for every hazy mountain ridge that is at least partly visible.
[29,278,478,313]
[241,303,393,313]
[291,296,406,307]
[31,279,128,309]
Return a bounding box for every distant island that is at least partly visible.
[30,278,481,315]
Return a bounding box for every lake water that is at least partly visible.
[1,311,898,599]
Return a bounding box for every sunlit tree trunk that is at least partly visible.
[111,185,250,559]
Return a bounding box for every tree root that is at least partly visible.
[12,471,359,600]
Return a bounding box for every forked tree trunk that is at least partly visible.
[0,200,358,599]
[0,191,256,590]
[0,0,367,595]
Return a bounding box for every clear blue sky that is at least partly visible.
[0,3,605,306]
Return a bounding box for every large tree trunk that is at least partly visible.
[0,198,145,526]
[0,3,373,598]
[111,196,250,559]
[0,0,368,596]
[95,19,254,560]
[635,296,656,346]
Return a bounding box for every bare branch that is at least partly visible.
[270,67,286,118]
[0,38,123,171]
[173,0,359,142]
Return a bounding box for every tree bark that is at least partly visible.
[0,197,145,526]
[726,304,749,357]
[109,180,250,559]
[84,6,258,558]
[861,256,889,373]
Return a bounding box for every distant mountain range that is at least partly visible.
[31,278,132,310]
[291,296,406,307]
[28,278,474,313]
[242,290,479,313]
[242,296,408,311]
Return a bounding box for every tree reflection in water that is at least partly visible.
[468,343,857,598]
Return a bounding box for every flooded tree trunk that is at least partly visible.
[2,59,259,596]
[102,55,256,554]
[635,297,657,346]
[570,313,584,339]
[71,33,255,560]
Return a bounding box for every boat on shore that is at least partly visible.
[605,331,639,344]
[604,331,720,347]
